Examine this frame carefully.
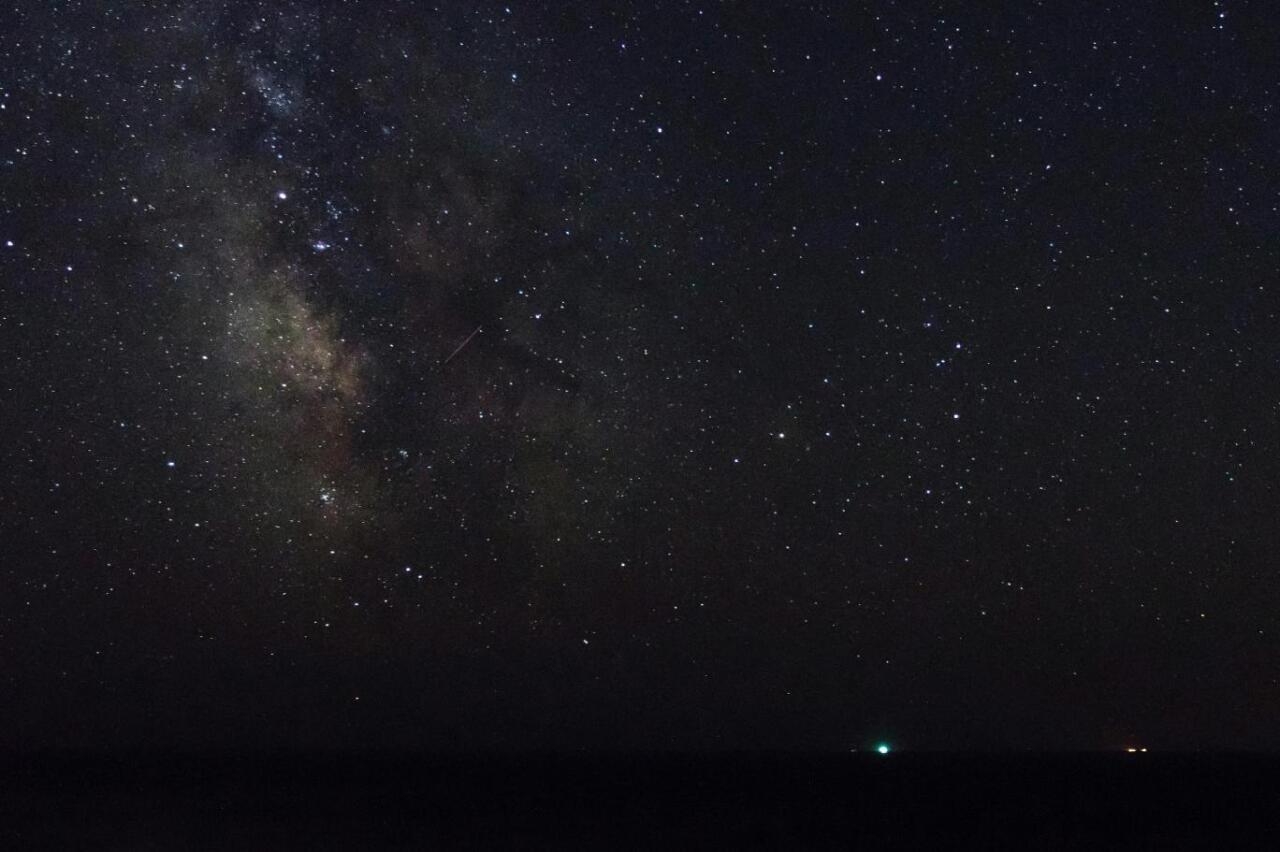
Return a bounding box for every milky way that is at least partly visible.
[4,1,1280,751]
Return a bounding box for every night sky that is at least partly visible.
[3,1,1278,753]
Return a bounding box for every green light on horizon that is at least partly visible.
[876,743,891,754]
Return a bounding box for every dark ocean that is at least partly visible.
[5,751,1278,848]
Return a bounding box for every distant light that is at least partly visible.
[276,190,288,200]
[876,743,891,755]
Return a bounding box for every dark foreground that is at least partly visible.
[4,751,1279,849]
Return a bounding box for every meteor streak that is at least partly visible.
[443,326,482,365]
